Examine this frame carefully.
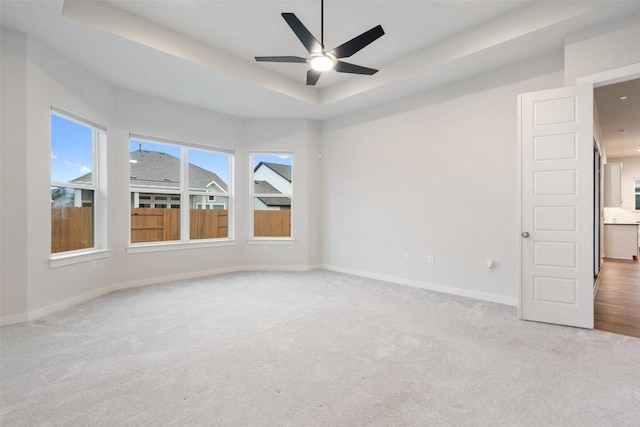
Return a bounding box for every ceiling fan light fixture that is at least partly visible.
[309,53,336,71]
[254,0,384,85]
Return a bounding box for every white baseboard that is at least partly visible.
[0,312,29,326]
[1,264,322,326]
[111,265,245,291]
[241,264,321,272]
[1,284,114,327]
[322,264,518,307]
[1,263,515,327]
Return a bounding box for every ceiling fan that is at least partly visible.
[255,0,385,86]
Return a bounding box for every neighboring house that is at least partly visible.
[52,149,229,209]
[129,149,228,210]
[50,186,92,208]
[254,180,291,210]
[253,162,291,210]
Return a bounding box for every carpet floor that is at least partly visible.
[1,270,639,426]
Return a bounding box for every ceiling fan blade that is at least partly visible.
[330,25,385,59]
[282,13,322,54]
[334,61,379,75]
[306,69,322,86]
[255,56,308,63]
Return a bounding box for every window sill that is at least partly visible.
[50,249,111,268]
[247,238,296,246]
[127,239,237,254]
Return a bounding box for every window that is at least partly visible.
[50,109,105,254]
[251,153,292,238]
[635,177,640,210]
[129,135,232,244]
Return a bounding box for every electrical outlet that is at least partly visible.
[404,252,411,262]
[427,256,434,265]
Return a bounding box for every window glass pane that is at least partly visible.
[51,187,94,253]
[130,140,181,242]
[251,153,292,238]
[51,115,93,185]
[51,113,97,254]
[253,154,292,195]
[130,140,181,190]
[190,196,229,239]
[188,149,229,193]
[188,149,230,240]
[254,198,291,237]
[130,196,181,243]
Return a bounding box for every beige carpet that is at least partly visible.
[2,270,639,426]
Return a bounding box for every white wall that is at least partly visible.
[320,52,565,304]
[1,27,117,322]
[110,89,245,286]
[1,29,29,321]
[0,30,321,324]
[23,34,117,317]
[241,119,321,269]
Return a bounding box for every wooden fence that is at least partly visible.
[130,208,181,242]
[52,208,289,251]
[190,209,228,240]
[254,210,291,237]
[130,208,229,242]
[51,207,93,253]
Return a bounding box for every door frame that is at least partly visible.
[517,62,640,325]
[577,63,640,88]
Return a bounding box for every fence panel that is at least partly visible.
[190,210,228,239]
[254,210,291,237]
[51,207,93,253]
[53,208,288,249]
[131,208,228,242]
[131,208,180,243]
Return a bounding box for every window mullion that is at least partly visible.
[180,146,189,242]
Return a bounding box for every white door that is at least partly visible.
[518,84,594,329]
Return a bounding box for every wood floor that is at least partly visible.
[594,258,640,338]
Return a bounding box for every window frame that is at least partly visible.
[250,151,294,241]
[49,107,109,266]
[127,133,235,251]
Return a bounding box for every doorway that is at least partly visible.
[591,75,640,338]
[518,63,640,330]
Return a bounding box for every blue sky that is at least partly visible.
[50,114,93,183]
[51,114,291,185]
[252,154,292,168]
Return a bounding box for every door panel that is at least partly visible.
[519,84,594,328]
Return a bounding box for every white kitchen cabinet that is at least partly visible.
[603,223,639,260]
[603,163,622,207]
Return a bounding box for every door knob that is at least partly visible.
[521,231,530,238]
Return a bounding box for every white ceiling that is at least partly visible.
[595,78,640,159]
[1,0,640,156]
